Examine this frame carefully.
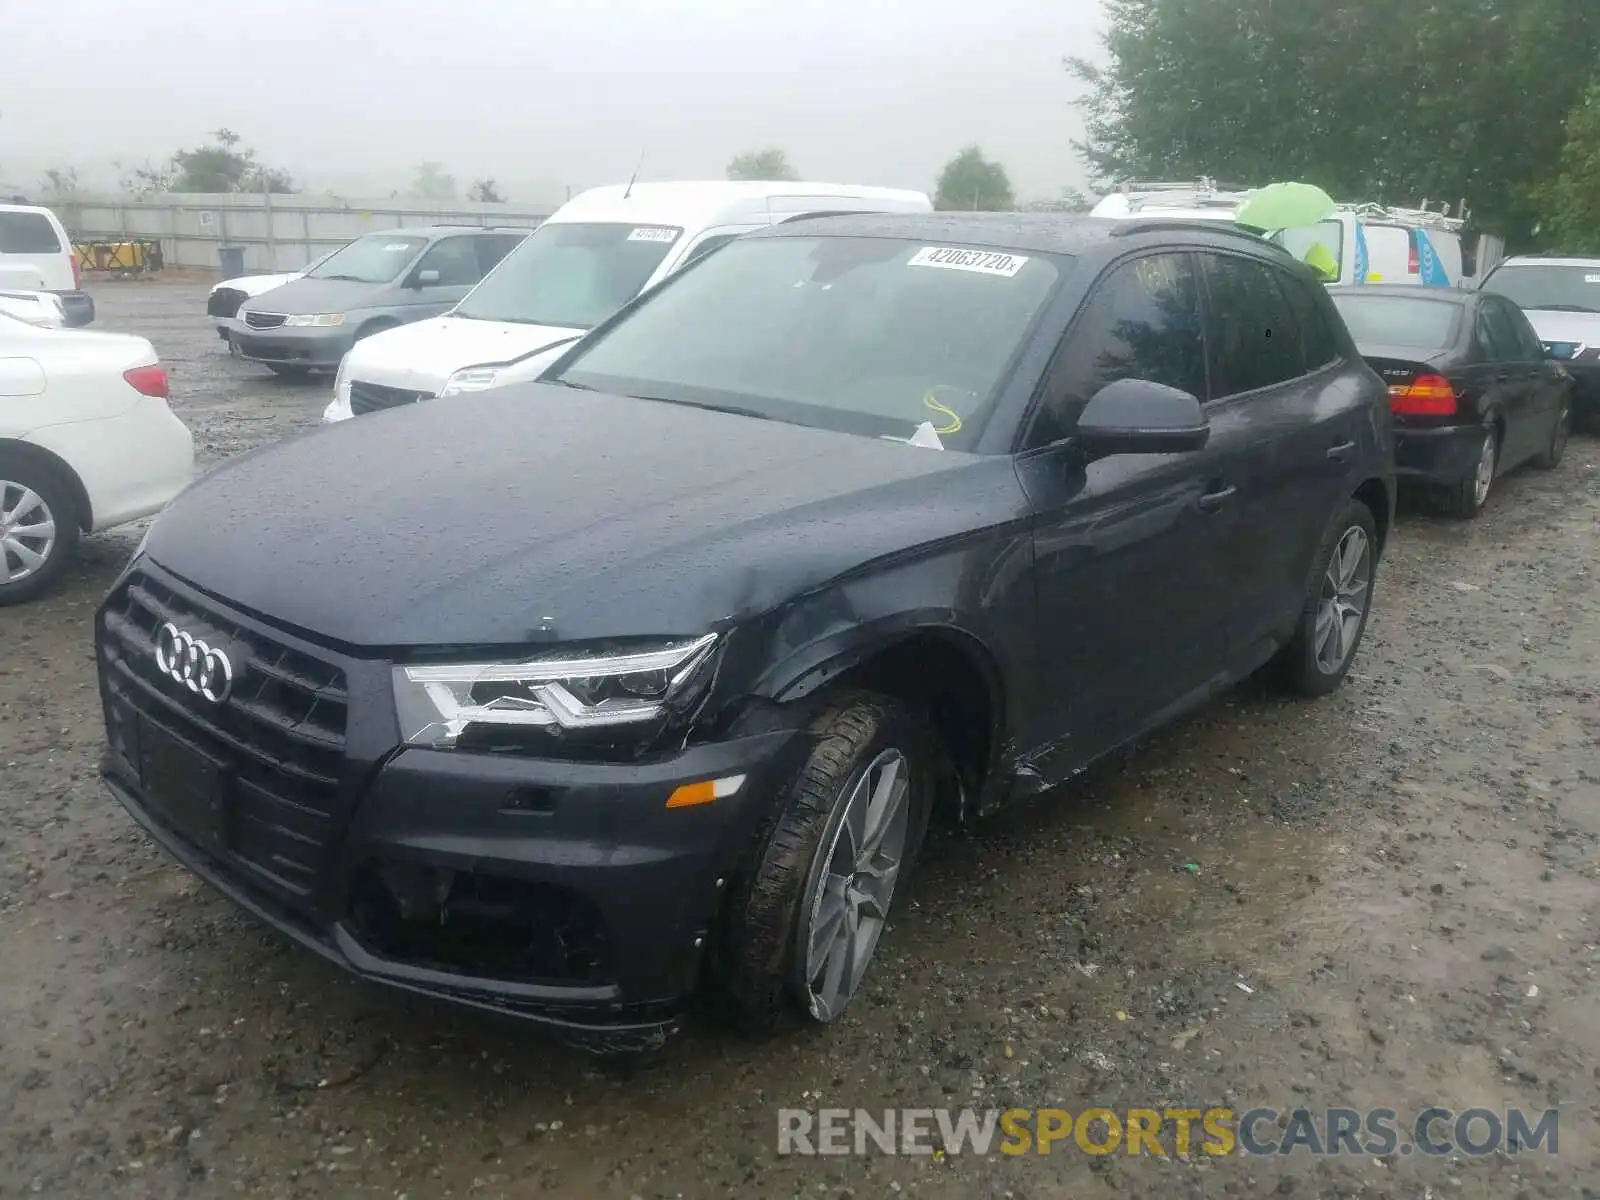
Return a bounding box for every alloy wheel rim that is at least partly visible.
[802,747,912,1022]
[0,481,57,585]
[1314,526,1371,674]
[1473,432,1496,506]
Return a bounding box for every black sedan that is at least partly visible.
[98,214,1394,1050]
[1328,285,1572,518]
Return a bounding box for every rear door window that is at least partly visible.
[1026,252,1206,449]
[1277,271,1340,368]
[1476,302,1523,362]
[1199,254,1304,397]
[1494,298,1547,362]
[0,212,63,254]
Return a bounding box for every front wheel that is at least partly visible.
[0,461,80,606]
[1275,498,1377,697]
[717,692,933,1034]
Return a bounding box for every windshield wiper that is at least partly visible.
[543,377,596,391]
[1529,303,1600,313]
[318,273,367,283]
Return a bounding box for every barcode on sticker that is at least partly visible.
[628,227,679,243]
[907,247,1028,277]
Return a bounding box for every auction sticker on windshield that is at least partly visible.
[628,227,680,243]
[1585,274,1600,284]
[907,247,1029,277]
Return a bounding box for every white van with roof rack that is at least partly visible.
[1088,178,1253,223]
[323,180,933,421]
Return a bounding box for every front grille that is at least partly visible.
[243,311,286,329]
[100,573,349,908]
[349,379,430,415]
[208,287,247,319]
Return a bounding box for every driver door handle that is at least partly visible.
[1327,439,1356,462]
[1197,483,1236,513]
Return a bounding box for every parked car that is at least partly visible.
[0,203,94,327]
[322,181,933,421]
[207,246,341,346]
[231,227,528,377]
[1329,285,1571,518]
[0,313,193,604]
[1477,253,1600,431]
[98,215,1393,1049]
[0,288,66,327]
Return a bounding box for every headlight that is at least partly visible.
[439,366,502,397]
[283,313,347,328]
[393,633,720,752]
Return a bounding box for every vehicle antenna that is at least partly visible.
[623,149,645,201]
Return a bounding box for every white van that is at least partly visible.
[0,204,93,326]
[322,180,933,421]
[1272,205,1469,288]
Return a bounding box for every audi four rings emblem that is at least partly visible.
[154,622,234,703]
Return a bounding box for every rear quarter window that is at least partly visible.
[0,212,63,254]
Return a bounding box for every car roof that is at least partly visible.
[753,211,1285,258]
[546,181,931,229]
[1326,284,1477,303]
[0,203,61,219]
[357,226,513,239]
[1495,254,1600,268]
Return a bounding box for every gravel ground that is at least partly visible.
[2,281,1598,1199]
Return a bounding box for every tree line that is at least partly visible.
[1070,0,1600,248]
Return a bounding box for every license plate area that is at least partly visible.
[136,715,231,853]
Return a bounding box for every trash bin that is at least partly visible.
[218,246,246,279]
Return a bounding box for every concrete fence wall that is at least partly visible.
[54,192,555,274]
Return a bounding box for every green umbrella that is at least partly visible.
[1234,182,1337,232]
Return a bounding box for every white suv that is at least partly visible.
[0,204,93,326]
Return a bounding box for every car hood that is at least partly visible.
[342,315,583,392]
[1521,309,1600,345]
[143,386,1010,648]
[215,271,303,298]
[239,276,381,315]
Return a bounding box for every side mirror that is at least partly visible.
[1075,379,1209,458]
[410,268,441,288]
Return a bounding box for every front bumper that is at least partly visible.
[53,289,94,327]
[95,563,805,1049]
[1393,421,1483,484]
[232,323,353,368]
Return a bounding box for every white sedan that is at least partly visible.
[1,313,194,604]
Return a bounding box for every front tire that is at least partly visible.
[718,692,933,1034]
[1276,498,1377,697]
[0,460,80,606]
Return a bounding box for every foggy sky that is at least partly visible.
[1,0,1102,204]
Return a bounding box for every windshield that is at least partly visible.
[1480,263,1600,312]
[305,234,428,284]
[1330,293,1461,349]
[453,222,683,328]
[549,235,1065,449]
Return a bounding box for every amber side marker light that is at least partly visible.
[666,775,748,808]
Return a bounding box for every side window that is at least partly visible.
[474,234,524,275]
[680,232,740,268]
[414,237,482,287]
[1199,254,1304,397]
[1025,252,1206,450]
[1476,302,1520,361]
[1497,299,1545,362]
[1277,269,1340,370]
